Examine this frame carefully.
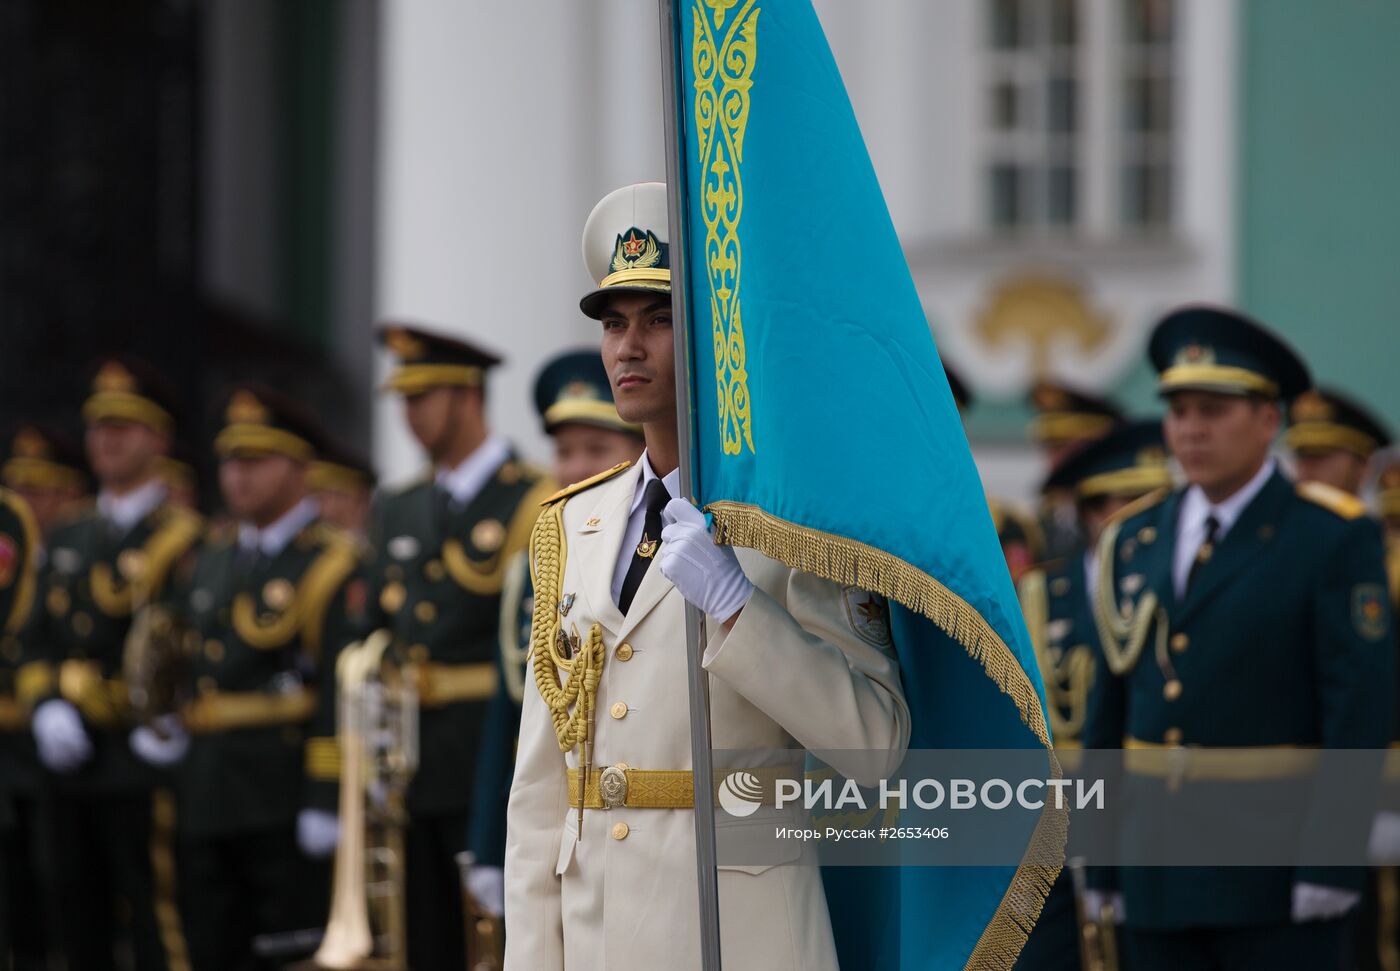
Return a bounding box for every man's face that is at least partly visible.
[1164,391,1279,495]
[599,292,676,425]
[552,424,644,488]
[86,419,165,488]
[1293,448,1367,497]
[219,453,303,523]
[403,386,472,458]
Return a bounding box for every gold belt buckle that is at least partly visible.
[599,764,628,809]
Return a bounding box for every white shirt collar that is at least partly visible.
[631,450,683,514]
[1172,456,1278,599]
[1179,456,1277,541]
[238,497,320,557]
[97,479,168,534]
[435,435,511,506]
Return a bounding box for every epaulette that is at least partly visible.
[1297,481,1367,521]
[540,461,632,507]
[1104,486,1171,530]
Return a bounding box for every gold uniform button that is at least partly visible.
[1164,727,1183,745]
[380,582,406,614]
[424,559,445,582]
[414,601,438,624]
[1138,527,1158,544]
[1163,679,1183,702]
[1170,633,1189,654]
[615,643,634,662]
[610,702,628,720]
[204,639,225,663]
[611,822,629,841]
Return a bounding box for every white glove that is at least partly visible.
[297,809,340,858]
[1369,812,1400,865]
[467,864,505,918]
[129,714,190,767]
[1290,881,1361,922]
[659,499,753,623]
[1081,889,1125,925]
[32,699,93,773]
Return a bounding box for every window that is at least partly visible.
[984,0,1082,232]
[1119,0,1176,230]
[981,0,1177,236]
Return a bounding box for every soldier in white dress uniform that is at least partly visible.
[503,182,911,970]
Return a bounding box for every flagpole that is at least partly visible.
[658,1,723,968]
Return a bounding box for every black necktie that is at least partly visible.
[1186,514,1220,593]
[618,478,671,614]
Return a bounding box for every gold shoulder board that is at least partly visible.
[1104,486,1171,529]
[1297,481,1367,521]
[540,461,633,507]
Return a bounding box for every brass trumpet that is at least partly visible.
[315,630,419,970]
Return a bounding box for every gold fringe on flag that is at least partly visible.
[708,500,1067,971]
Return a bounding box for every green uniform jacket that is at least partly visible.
[176,519,364,837]
[19,500,202,794]
[363,454,551,817]
[468,550,532,867]
[1083,470,1395,929]
[0,490,39,810]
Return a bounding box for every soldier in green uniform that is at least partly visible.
[128,385,363,971]
[1285,387,1391,496]
[3,423,90,535]
[0,423,88,969]
[366,324,554,971]
[1298,404,1400,969]
[0,484,39,968]
[1029,381,1124,562]
[465,349,643,918]
[1015,419,1173,970]
[18,357,202,971]
[1084,306,1394,969]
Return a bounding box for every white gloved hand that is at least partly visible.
[467,864,505,918]
[1081,889,1125,925]
[1291,882,1361,922]
[297,809,340,858]
[659,499,753,623]
[129,714,190,767]
[1369,812,1400,865]
[32,699,93,773]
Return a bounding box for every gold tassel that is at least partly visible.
[706,500,1066,971]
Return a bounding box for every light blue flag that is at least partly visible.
[668,1,1065,967]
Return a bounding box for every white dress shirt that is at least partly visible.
[1171,457,1277,599]
[97,479,168,535]
[237,497,320,558]
[435,434,511,508]
[610,451,683,606]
